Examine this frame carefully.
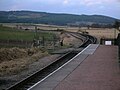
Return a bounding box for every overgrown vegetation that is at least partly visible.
[0,47,49,76]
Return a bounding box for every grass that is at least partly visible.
[0,26,55,41]
[0,47,49,76]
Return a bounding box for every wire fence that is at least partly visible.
[0,39,32,48]
[0,37,60,49]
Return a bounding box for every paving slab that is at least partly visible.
[54,45,120,90]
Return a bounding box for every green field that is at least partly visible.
[0,26,55,41]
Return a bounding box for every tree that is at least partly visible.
[113,20,120,30]
[91,23,100,28]
[87,25,90,29]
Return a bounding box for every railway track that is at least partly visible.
[67,32,97,47]
[7,32,97,90]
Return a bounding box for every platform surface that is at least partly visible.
[29,44,120,90]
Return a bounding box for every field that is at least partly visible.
[79,28,119,42]
[1,23,119,42]
[0,25,60,48]
[0,25,55,41]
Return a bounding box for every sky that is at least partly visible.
[0,0,120,19]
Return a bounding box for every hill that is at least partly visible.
[0,11,119,25]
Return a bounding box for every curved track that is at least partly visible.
[7,32,97,90]
[67,32,97,47]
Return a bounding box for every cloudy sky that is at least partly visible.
[0,0,120,19]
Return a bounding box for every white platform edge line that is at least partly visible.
[92,44,99,54]
[81,44,99,55]
[27,44,92,90]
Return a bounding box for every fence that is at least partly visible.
[0,39,32,48]
[0,38,60,49]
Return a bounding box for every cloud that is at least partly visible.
[63,0,69,4]
[78,0,116,6]
[84,0,102,6]
[117,0,120,2]
[0,0,120,19]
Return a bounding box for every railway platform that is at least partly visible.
[28,44,120,90]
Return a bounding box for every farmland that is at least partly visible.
[0,25,61,48]
[1,23,119,42]
[0,25,55,41]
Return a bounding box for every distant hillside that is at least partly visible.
[0,11,119,25]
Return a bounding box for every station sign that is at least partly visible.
[105,41,112,45]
